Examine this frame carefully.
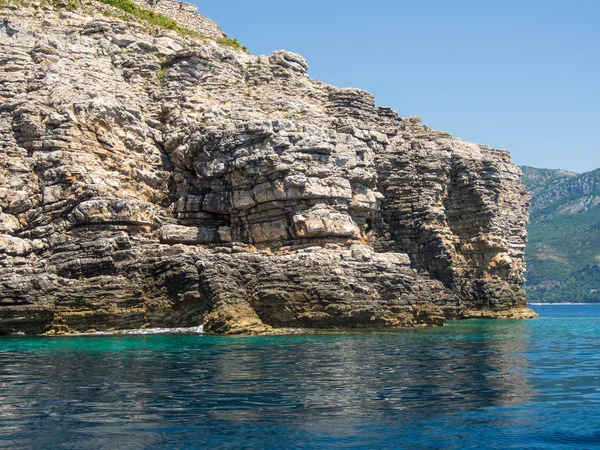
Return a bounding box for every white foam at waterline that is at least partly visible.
[77,325,204,336]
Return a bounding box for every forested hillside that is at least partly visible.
[522,166,600,302]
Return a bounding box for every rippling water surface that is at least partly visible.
[1,305,600,449]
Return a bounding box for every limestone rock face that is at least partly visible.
[0,0,535,335]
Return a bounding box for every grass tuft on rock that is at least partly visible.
[98,0,180,30]
[95,0,249,52]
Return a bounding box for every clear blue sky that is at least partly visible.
[196,0,599,173]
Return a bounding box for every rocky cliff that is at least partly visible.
[0,0,535,335]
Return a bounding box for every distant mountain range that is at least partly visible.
[521,166,600,303]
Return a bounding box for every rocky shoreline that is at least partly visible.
[0,0,535,335]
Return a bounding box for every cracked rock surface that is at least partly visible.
[0,0,535,335]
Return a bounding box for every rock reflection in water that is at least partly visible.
[208,322,533,426]
[0,321,534,449]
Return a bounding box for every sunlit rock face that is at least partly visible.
[0,0,534,335]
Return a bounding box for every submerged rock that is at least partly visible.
[0,0,535,335]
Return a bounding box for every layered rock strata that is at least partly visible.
[0,0,535,335]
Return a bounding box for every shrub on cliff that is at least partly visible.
[96,0,248,52]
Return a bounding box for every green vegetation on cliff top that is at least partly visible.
[97,0,248,52]
[522,166,600,303]
[102,0,247,52]
[33,0,248,52]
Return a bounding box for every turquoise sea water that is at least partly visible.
[1,305,599,449]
